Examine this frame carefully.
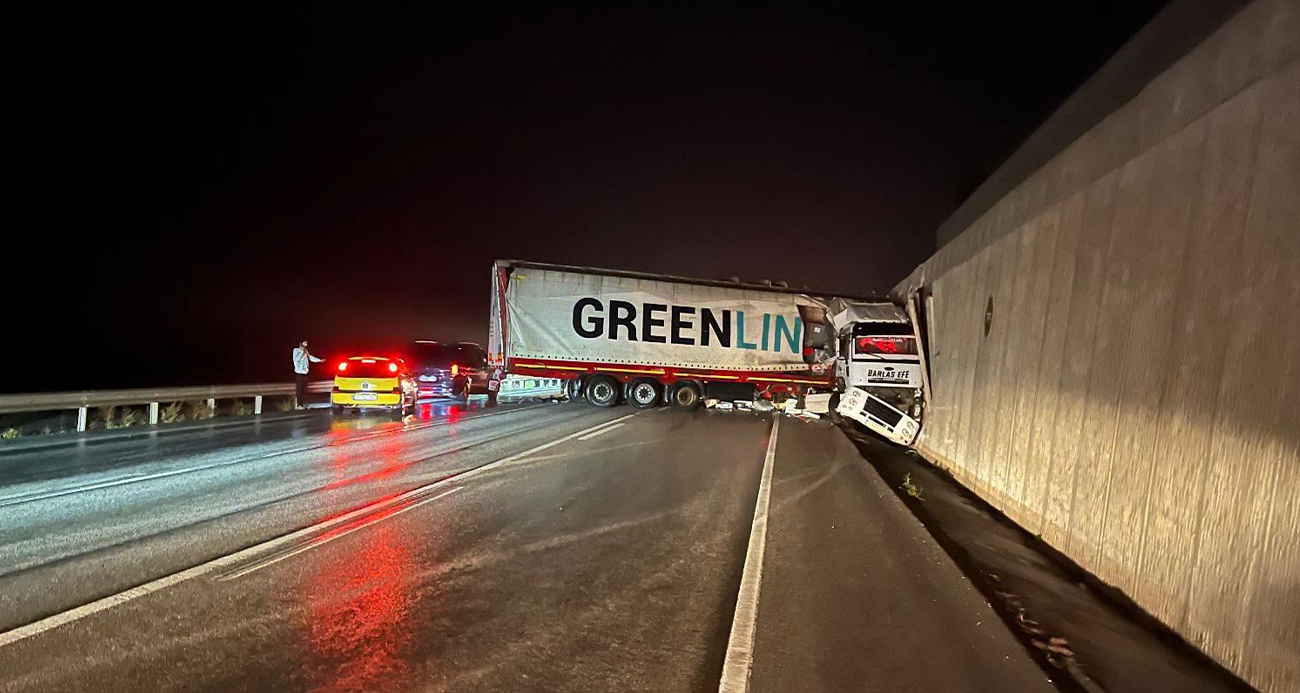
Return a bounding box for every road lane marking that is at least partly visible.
[718,415,780,693]
[0,403,550,508]
[0,412,622,580]
[576,422,626,441]
[216,487,463,581]
[0,411,637,648]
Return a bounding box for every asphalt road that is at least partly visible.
[0,401,1054,692]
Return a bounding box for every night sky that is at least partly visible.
[10,2,1167,392]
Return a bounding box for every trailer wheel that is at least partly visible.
[668,381,702,412]
[585,375,620,407]
[626,378,661,409]
[566,377,583,402]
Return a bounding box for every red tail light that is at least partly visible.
[451,364,459,376]
[338,362,348,372]
[388,362,398,373]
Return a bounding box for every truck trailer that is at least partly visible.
[487,260,925,445]
[487,260,883,411]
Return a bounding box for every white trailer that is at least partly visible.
[487,260,882,410]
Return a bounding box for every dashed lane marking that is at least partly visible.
[0,411,639,648]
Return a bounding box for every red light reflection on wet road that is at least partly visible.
[322,434,411,491]
[302,516,416,693]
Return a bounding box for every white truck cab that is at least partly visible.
[825,302,924,446]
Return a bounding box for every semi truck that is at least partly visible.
[487,260,924,444]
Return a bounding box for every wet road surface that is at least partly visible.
[0,402,1054,692]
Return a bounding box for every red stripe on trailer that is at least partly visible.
[506,358,833,387]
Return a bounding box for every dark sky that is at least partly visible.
[10,1,1167,391]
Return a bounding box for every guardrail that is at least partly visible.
[0,381,333,432]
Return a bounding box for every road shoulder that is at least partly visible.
[748,418,1056,693]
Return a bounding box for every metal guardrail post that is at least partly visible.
[254,395,263,415]
[76,407,88,432]
[206,398,215,414]
[148,402,159,425]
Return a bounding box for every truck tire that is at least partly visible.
[566,378,583,401]
[668,381,702,412]
[585,375,620,407]
[626,378,661,409]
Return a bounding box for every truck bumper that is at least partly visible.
[837,387,920,446]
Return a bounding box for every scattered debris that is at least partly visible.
[803,392,832,414]
[901,473,924,500]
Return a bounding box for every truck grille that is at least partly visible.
[863,396,904,427]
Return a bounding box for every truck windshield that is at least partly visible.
[855,336,917,356]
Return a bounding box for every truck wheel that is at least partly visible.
[668,381,702,412]
[585,375,620,407]
[566,378,583,402]
[626,378,661,409]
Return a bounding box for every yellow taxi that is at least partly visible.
[330,355,417,417]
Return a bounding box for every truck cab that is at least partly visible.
[815,301,926,446]
[837,321,923,419]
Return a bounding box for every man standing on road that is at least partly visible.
[292,340,324,409]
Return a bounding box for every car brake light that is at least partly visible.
[451,364,459,376]
[388,362,398,373]
[338,362,348,372]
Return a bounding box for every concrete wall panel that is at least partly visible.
[1040,171,1119,549]
[1134,84,1261,633]
[1022,194,1083,531]
[1007,208,1060,520]
[1230,67,1300,691]
[895,2,1299,689]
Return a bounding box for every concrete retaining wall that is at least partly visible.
[895,1,1299,690]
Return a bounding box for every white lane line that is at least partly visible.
[0,403,548,508]
[217,487,463,581]
[576,422,625,441]
[0,411,639,648]
[717,416,780,693]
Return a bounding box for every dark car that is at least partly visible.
[410,341,493,400]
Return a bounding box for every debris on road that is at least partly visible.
[803,392,832,414]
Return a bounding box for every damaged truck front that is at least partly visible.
[804,300,925,446]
